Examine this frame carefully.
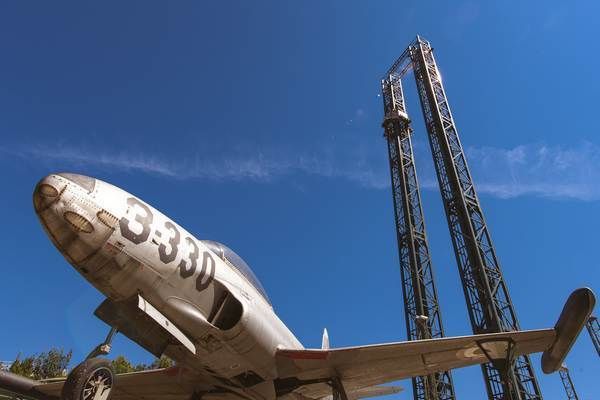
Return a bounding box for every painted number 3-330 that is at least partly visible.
[119,197,215,292]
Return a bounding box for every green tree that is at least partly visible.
[150,355,173,370]
[8,350,174,381]
[110,355,173,373]
[9,355,35,378]
[133,363,149,371]
[111,355,135,374]
[9,349,71,380]
[32,348,72,379]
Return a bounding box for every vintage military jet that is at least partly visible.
[0,173,595,400]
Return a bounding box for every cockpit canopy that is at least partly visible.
[201,240,271,305]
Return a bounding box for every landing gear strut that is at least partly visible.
[86,327,118,360]
[61,327,117,400]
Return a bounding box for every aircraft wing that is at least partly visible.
[276,329,552,399]
[275,288,595,400]
[34,368,201,400]
[1,367,239,400]
[3,368,401,400]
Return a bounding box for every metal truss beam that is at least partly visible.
[558,366,579,400]
[586,316,600,356]
[406,36,543,400]
[381,73,456,400]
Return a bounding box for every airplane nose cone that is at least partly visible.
[33,173,102,264]
[33,173,96,211]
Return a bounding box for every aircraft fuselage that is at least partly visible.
[33,173,302,386]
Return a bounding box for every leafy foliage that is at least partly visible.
[8,355,35,378]
[9,349,172,380]
[34,349,72,379]
[110,354,173,373]
[151,355,174,370]
[9,348,72,379]
[110,355,135,374]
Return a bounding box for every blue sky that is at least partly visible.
[0,1,598,399]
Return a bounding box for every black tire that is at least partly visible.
[61,358,114,400]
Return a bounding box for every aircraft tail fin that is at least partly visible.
[321,328,330,350]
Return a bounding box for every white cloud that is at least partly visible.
[463,142,600,200]
[1,141,389,188]
[3,141,600,201]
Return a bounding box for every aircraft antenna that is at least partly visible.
[381,36,544,400]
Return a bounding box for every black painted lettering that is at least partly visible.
[158,221,180,263]
[196,251,216,291]
[178,237,198,278]
[119,197,153,244]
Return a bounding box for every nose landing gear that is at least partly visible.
[86,327,118,360]
[61,327,117,400]
[61,358,114,400]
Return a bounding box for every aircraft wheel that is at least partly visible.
[61,358,114,400]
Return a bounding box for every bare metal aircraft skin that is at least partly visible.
[0,173,595,400]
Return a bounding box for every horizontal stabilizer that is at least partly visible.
[541,287,596,373]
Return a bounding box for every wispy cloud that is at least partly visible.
[2,141,600,201]
[463,142,600,201]
[0,141,390,188]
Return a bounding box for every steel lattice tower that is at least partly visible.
[382,36,545,400]
[558,366,579,400]
[381,72,456,400]
[408,36,542,400]
[586,316,600,356]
